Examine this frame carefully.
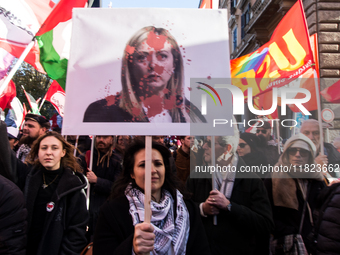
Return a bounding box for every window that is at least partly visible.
[241,4,251,39]
[233,28,237,51]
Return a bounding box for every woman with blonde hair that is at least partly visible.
[84,26,205,123]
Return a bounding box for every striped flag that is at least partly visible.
[231,0,314,97]
[36,0,88,89]
[22,86,40,114]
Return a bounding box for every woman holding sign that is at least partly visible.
[83,26,205,123]
[93,141,210,254]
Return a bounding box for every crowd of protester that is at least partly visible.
[1,114,340,255]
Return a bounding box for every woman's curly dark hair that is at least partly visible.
[26,131,82,173]
[111,140,189,200]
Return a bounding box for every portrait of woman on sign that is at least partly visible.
[83,26,206,123]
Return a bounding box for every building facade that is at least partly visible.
[220,0,340,140]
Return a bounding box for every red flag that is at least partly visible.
[49,113,59,128]
[321,79,340,103]
[253,91,279,119]
[288,34,319,112]
[45,81,66,117]
[0,0,55,73]
[231,0,314,97]
[199,0,212,9]
[288,69,318,112]
[0,78,16,110]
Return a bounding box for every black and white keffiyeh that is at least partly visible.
[125,184,190,255]
[214,154,238,200]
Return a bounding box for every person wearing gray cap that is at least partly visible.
[16,114,50,163]
[7,126,19,150]
[264,133,326,254]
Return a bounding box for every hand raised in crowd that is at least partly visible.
[315,154,329,176]
[206,189,230,211]
[133,222,155,255]
[86,168,98,184]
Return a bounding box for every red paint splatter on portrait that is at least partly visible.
[146,30,167,51]
[154,64,165,75]
[125,45,135,55]
[131,106,142,117]
[105,95,118,106]
[164,95,176,110]
[142,95,163,118]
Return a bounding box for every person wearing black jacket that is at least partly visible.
[0,120,88,255]
[187,135,274,255]
[93,141,211,255]
[310,182,340,254]
[79,135,122,241]
[0,174,27,255]
[264,133,326,254]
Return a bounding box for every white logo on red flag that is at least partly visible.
[45,81,65,117]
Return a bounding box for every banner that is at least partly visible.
[231,0,314,97]
[63,8,233,135]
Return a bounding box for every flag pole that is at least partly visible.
[211,136,217,225]
[144,136,152,224]
[0,40,35,95]
[86,135,95,210]
[73,135,79,157]
[276,120,281,154]
[211,0,218,226]
[313,69,324,154]
[39,95,47,112]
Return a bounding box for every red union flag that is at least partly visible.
[231,0,314,97]
[45,80,65,117]
[321,79,340,104]
[0,78,16,110]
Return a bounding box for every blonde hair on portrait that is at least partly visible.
[120,26,192,122]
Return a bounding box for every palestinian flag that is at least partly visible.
[36,0,87,89]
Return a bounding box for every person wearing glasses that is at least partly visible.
[264,133,326,254]
[237,132,268,178]
[256,121,280,167]
[187,129,273,254]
